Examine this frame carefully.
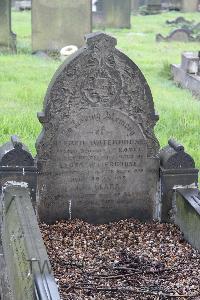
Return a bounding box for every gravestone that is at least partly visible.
[0,0,16,52]
[32,0,92,53]
[182,0,198,12]
[36,32,160,224]
[131,0,140,14]
[146,0,161,13]
[93,0,131,29]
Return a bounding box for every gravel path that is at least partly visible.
[40,219,200,300]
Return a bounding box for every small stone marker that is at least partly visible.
[171,52,200,99]
[93,0,131,29]
[32,0,92,52]
[36,32,160,224]
[0,0,16,52]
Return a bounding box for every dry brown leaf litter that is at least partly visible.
[40,219,200,300]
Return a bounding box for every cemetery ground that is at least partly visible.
[0,11,200,175]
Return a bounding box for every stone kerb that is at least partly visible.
[0,185,61,300]
[174,188,200,251]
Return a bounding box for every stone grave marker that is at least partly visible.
[146,0,161,13]
[0,0,16,52]
[93,0,131,29]
[32,0,92,53]
[36,32,160,224]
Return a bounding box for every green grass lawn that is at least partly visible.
[0,11,200,173]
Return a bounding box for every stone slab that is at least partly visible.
[171,64,200,99]
[175,188,200,251]
[0,0,16,52]
[36,32,160,224]
[32,0,92,52]
[0,185,60,300]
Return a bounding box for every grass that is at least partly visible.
[0,11,200,174]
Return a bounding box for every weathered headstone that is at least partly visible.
[0,185,60,300]
[182,0,198,12]
[0,0,16,52]
[93,0,131,29]
[36,32,160,224]
[32,0,92,52]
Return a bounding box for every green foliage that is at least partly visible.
[0,11,200,175]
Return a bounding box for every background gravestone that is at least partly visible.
[0,0,16,52]
[93,0,131,28]
[182,0,198,12]
[36,32,160,224]
[32,0,92,52]
[131,0,140,14]
[146,0,161,13]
